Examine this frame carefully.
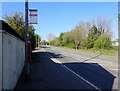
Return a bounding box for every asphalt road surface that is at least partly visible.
[42,45,118,90]
[15,45,118,90]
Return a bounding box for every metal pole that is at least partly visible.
[38,36,39,47]
[37,35,38,47]
[36,36,37,47]
[25,0,30,79]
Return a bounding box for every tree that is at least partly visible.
[41,40,48,45]
[60,16,113,50]
[3,11,41,50]
[3,12,25,37]
[63,32,70,45]
[70,22,87,49]
[74,26,81,49]
[58,33,64,46]
[50,40,55,45]
[94,33,112,50]
[86,29,94,49]
[54,37,60,46]
[86,25,98,49]
[34,34,41,47]
[47,33,55,44]
[97,16,112,35]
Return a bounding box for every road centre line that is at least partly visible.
[46,52,102,91]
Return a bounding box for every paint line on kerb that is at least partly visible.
[47,53,101,91]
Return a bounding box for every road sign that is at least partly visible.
[29,9,38,24]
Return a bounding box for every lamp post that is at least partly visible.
[25,0,30,79]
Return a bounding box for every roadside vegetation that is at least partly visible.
[3,11,41,50]
[45,16,118,56]
[59,46,117,56]
[35,45,43,49]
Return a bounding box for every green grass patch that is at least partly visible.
[57,46,117,56]
[78,49,116,56]
[39,45,43,48]
[35,47,39,49]
[110,46,118,51]
[35,45,43,49]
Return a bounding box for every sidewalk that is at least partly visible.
[14,50,94,90]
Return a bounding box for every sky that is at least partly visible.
[1,0,120,2]
[1,2,118,41]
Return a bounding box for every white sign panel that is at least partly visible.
[29,9,37,24]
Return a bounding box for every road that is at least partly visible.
[42,45,118,90]
[15,45,118,90]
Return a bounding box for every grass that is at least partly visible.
[78,49,116,56]
[57,46,117,56]
[39,45,43,48]
[36,45,117,56]
[35,45,43,49]
[35,47,39,49]
[110,46,118,51]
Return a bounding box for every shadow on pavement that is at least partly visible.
[14,51,116,90]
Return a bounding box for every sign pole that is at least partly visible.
[25,0,30,79]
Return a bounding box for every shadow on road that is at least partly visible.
[45,51,116,90]
[42,46,50,48]
[81,54,101,63]
[15,51,116,90]
[62,62,116,90]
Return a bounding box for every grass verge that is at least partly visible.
[56,46,117,56]
[35,45,43,49]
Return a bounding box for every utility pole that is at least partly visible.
[35,36,37,47]
[25,0,30,79]
[38,36,39,47]
[25,1,38,79]
[37,35,38,47]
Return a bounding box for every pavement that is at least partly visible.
[14,45,119,90]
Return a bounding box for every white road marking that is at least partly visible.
[32,49,46,53]
[111,69,118,71]
[89,63,100,67]
[51,58,61,63]
[47,53,101,91]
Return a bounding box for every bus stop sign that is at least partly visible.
[29,9,37,24]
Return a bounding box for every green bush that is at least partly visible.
[94,33,111,50]
[67,42,76,49]
[50,41,55,45]
[104,38,111,50]
[94,36,102,49]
